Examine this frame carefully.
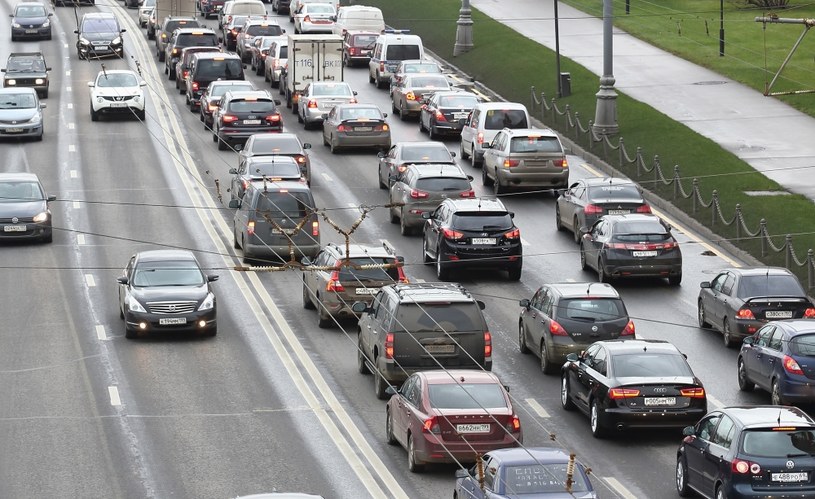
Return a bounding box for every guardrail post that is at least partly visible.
[808,249,814,291]
[760,219,767,257]
[653,155,660,186]
[673,166,681,199]
[635,147,643,176]
[587,121,594,151]
[574,112,581,141]
[786,235,793,268]
[692,179,699,214]
[735,204,741,241]
[618,137,625,167]
[711,190,718,226]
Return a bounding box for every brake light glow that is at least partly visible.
[584,204,603,215]
[208,104,218,111]
[476,132,484,144]
[805,308,815,318]
[636,204,652,213]
[423,416,440,434]
[406,91,416,101]
[326,270,344,292]
[397,265,409,283]
[732,459,761,475]
[295,155,306,164]
[679,387,706,398]
[409,189,428,199]
[230,29,237,35]
[736,308,755,320]
[349,47,357,56]
[222,114,238,123]
[247,221,255,236]
[460,189,475,198]
[183,70,189,79]
[504,228,520,239]
[784,355,804,375]
[553,158,568,168]
[442,228,464,240]
[311,221,319,236]
[379,62,385,72]
[385,333,394,359]
[506,415,521,433]
[337,124,347,132]
[376,124,389,132]
[623,320,636,336]
[191,81,199,91]
[609,388,640,399]
[549,320,568,336]
[503,159,520,168]
[484,332,492,358]
[265,114,281,122]
[434,111,446,122]
[307,99,318,109]
[303,15,311,22]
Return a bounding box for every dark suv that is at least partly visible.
[302,242,409,328]
[164,28,220,80]
[518,282,635,374]
[353,282,492,399]
[213,90,282,150]
[197,0,225,19]
[155,17,200,61]
[185,52,244,111]
[75,12,125,60]
[422,197,523,281]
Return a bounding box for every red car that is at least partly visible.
[385,370,522,472]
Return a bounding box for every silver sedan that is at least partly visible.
[296,81,357,129]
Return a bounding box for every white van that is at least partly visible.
[460,102,531,168]
[332,5,384,36]
[219,0,266,29]
[368,30,424,89]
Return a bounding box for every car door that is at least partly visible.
[391,375,415,447]
[456,459,488,499]
[581,220,605,271]
[743,325,774,388]
[118,255,136,312]
[571,344,601,412]
[303,250,329,305]
[389,168,409,219]
[704,415,736,496]
[758,326,784,388]
[570,182,589,230]
[461,109,478,156]
[683,413,722,493]
[556,181,580,228]
[482,131,502,178]
[378,145,396,186]
[322,106,337,143]
[423,204,447,259]
[522,288,545,353]
[704,272,730,330]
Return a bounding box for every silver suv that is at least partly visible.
[481,127,569,195]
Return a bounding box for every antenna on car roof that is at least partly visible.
[101,63,108,79]
[586,282,593,295]
[778,407,783,426]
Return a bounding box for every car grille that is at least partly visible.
[0,217,35,223]
[102,96,135,102]
[147,301,197,314]
[7,78,42,85]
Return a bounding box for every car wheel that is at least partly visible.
[329,137,338,154]
[322,132,328,146]
[357,337,370,375]
[302,283,315,309]
[422,237,432,264]
[399,209,411,236]
[481,164,493,186]
[428,124,437,141]
[698,300,711,328]
[555,206,565,231]
[518,324,530,354]
[168,69,176,80]
[213,131,218,142]
[407,434,424,473]
[579,243,588,270]
[590,400,606,438]
[42,89,48,99]
[203,326,217,338]
[598,257,611,283]
[386,409,397,445]
[378,169,387,190]
[771,379,784,405]
[136,110,145,121]
[436,252,450,281]
[90,105,99,122]
[676,456,692,497]
[297,109,303,123]
[540,342,556,375]
[561,374,575,410]
[389,205,399,224]
[374,370,388,400]
[493,177,505,195]
[418,116,426,132]
[369,71,375,84]
[573,217,582,243]
[722,319,734,348]
[715,485,726,499]
[507,263,522,281]
[217,135,228,150]
[737,358,754,392]
[669,273,682,286]
[376,73,386,89]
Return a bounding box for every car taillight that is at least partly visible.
[636,204,652,213]
[191,81,199,91]
[609,388,640,399]
[504,228,520,239]
[484,332,492,358]
[222,114,238,123]
[732,459,761,475]
[422,416,440,434]
[406,91,416,101]
[784,355,804,375]
[549,320,568,336]
[476,132,484,144]
[303,15,311,22]
[379,62,385,72]
[506,415,521,433]
[183,70,189,79]
[230,28,237,35]
[294,155,306,164]
[584,204,603,215]
[805,308,815,318]
[385,332,394,359]
[503,159,520,168]
[396,264,409,283]
[265,114,281,122]
[460,189,475,198]
[161,33,167,39]
[442,228,464,240]
[736,308,755,320]
[397,165,408,173]
[312,221,319,236]
[172,48,179,56]
[623,320,635,336]
[349,47,357,55]
[434,111,446,122]
[326,269,344,292]
[553,158,568,168]
[307,99,318,109]
[241,179,249,190]
[376,124,389,132]
[208,103,219,111]
[336,124,348,132]
[247,221,255,235]
[679,387,706,398]
[409,189,428,199]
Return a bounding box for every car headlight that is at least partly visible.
[42,20,50,27]
[5,79,15,86]
[198,292,215,311]
[34,79,45,85]
[11,22,20,28]
[26,113,41,125]
[113,36,122,45]
[79,37,90,46]
[127,295,147,313]
[32,211,49,223]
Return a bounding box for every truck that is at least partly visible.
[284,34,343,111]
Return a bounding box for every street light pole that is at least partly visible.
[453,0,473,56]
[554,0,562,97]
[592,0,619,136]
[719,0,725,56]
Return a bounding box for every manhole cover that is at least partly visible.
[693,80,728,85]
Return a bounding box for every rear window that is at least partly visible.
[612,220,669,242]
[611,353,693,378]
[439,95,478,108]
[509,136,562,153]
[385,44,421,61]
[340,107,382,121]
[400,146,452,162]
[177,33,218,47]
[406,76,448,88]
[451,213,513,232]
[305,4,333,13]
[741,428,815,457]
[252,137,302,154]
[255,191,312,219]
[415,177,470,192]
[229,99,276,113]
[502,464,590,494]
[211,83,255,96]
[428,383,507,410]
[559,298,625,322]
[789,334,815,356]
[246,25,283,36]
[588,184,643,202]
[403,63,441,74]
[352,34,377,47]
[196,59,243,78]
[245,159,301,178]
[337,257,399,282]
[738,274,805,298]
[484,109,528,130]
[394,303,483,332]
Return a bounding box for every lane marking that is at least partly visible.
[67,103,73,109]
[84,274,95,287]
[321,172,332,182]
[68,123,75,129]
[72,201,80,209]
[63,43,68,49]
[603,477,638,499]
[347,202,357,208]
[68,144,76,152]
[414,278,426,283]
[108,386,121,406]
[77,234,85,245]
[565,278,576,282]
[70,170,78,178]
[526,398,550,418]
[707,393,724,409]
[521,237,530,246]
[95,325,106,340]
[66,86,72,92]
[65,70,71,76]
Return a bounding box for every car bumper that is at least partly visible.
[124,309,217,335]
[4,82,48,93]
[496,169,570,189]
[303,107,330,123]
[549,338,597,364]
[439,240,523,268]
[779,377,815,404]
[220,126,283,142]
[300,22,334,33]
[79,45,124,58]
[379,359,492,384]
[602,406,707,430]
[92,100,145,113]
[400,100,423,115]
[335,132,391,149]
[12,27,51,38]
[603,254,682,279]
[244,240,320,261]
[346,55,371,64]
[728,480,815,498]
[431,120,466,134]
[0,122,43,138]
[416,433,522,464]
[0,221,51,239]
[318,294,378,319]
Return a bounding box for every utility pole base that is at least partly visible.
[453,6,473,56]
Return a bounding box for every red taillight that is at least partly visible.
[303,15,311,22]
[222,114,238,123]
[397,265,409,284]
[736,308,755,320]
[784,355,804,375]
[406,91,416,101]
[506,415,521,433]
[484,332,492,358]
[636,204,652,213]
[805,308,815,318]
[385,332,394,359]
[337,124,347,132]
[326,269,345,292]
[273,59,280,69]
[609,388,640,399]
[553,158,568,168]
[295,155,306,164]
[476,132,484,144]
[584,204,603,215]
[732,459,761,475]
[191,81,199,91]
[349,98,358,104]
[349,47,357,56]
[397,165,408,173]
[442,228,464,240]
[241,179,249,190]
[307,99,318,109]
[623,320,635,336]
[549,320,568,336]
[460,189,475,198]
[423,416,440,434]
[680,387,706,398]
[183,70,189,79]
[265,114,281,122]
[208,104,218,111]
[230,28,237,35]
[375,124,389,132]
[172,48,178,56]
[311,221,319,236]
[379,62,385,72]
[504,228,520,239]
[434,111,446,122]
[409,189,428,199]
[247,221,255,236]
[503,159,520,168]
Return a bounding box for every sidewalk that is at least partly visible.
[471,0,815,200]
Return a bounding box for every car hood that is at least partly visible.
[81,32,119,42]
[13,15,48,25]
[0,108,40,121]
[0,200,47,217]
[130,284,209,302]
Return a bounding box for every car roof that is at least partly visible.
[325,242,396,259]
[7,52,45,58]
[247,180,312,192]
[475,101,527,111]
[0,172,41,182]
[83,12,117,19]
[600,213,665,226]
[723,266,796,277]
[388,282,476,303]
[596,339,679,354]
[485,447,576,465]
[773,320,815,334]
[501,127,558,138]
[431,90,477,98]
[249,132,301,143]
[419,370,500,384]
[210,80,255,87]
[584,177,640,187]
[333,103,379,110]
[95,69,138,76]
[408,163,467,179]
[135,249,197,262]
[545,282,621,299]
[444,197,507,212]
[397,140,449,150]
[244,17,280,25]
[720,405,815,428]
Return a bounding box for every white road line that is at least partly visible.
[95,325,106,340]
[603,477,638,499]
[72,201,80,209]
[707,393,724,409]
[565,278,576,282]
[70,170,78,178]
[77,234,85,245]
[414,278,426,283]
[108,386,121,406]
[67,103,73,109]
[66,86,71,92]
[321,172,332,182]
[68,123,75,129]
[347,202,357,208]
[68,144,76,152]
[525,398,550,418]
[84,274,95,287]
[521,237,530,246]
[65,70,71,76]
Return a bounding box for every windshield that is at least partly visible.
[229,99,276,112]
[278,45,288,58]
[560,298,625,322]
[97,73,138,87]
[0,93,36,109]
[612,353,693,378]
[0,181,44,202]
[6,57,45,72]
[738,274,805,297]
[132,261,205,287]
[82,18,119,33]
[484,109,528,130]
[510,136,562,153]
[336,257,400,282]
[340,106,381,121]
[414,177,470,192]
[245,159,300,178]
[400,145,452,162]
[428,383,507,410]
[211,83,254,97]
[588,183,643,202]
[305,4,334,13]
[394,303,483,332]
[15,5,46,16]
[501,464,590,494]
[386,44,421,61]
[451,213,513,232]
[742,429,815,457]
[166,20,199,32]
[439,95,477,108]
[406,76,448,88]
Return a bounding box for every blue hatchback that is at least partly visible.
[737,319,815,405]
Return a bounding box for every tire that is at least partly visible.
[158,51,165,62]
[669,273,682,286]
[90,106,99,122]
[573,217,582,243]
[561,374,575,410]
[771,379,784,405]
[204,326,217,338]
[322,132,329,146]
[715,485,726,499]
[376,74,386,89]
[540,342,556,375]
[399,103,408,121]
[737,358,754,392]
[399,210,411,236]
[579,243,588,270]
[217,135,228,150]
[374,370,388,400]
[385,409,397,445]
[317,303,332,329]
[428,125,438,141]
[422,237,433,264]
[507,263,522,281]
[369,71,375,84]
[389,206,399,224]
[168,69,176,80]
[418,116,426,132]
[590,400,606,438]
[407,434,424,473]
[555,205,564,231]
[676,456,692,497]
[329,137,338,154]
[493,178,505,195]
[598,257,611,283]
[136,110,145,121]
[722,319,734,348]
[436,253,450,281]
[302,283,315,309]
[518,324,530,354]
[357,337,370,374]
[42,89,48,99]
[698,300,710,328]
[481,164,493,186]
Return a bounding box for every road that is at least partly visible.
[0,2,775,498]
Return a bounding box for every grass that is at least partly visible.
[362,0,815,286]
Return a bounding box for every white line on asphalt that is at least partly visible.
[84,274,95,287]
[321,172,332,182]
[72,201,80,209]
[414,278,426,283]
[77,234,85,245]
[521,237,530,246]
[67,103,72,109]
[95,325,106,340]
[525,398,550,418]
[603,477,638,499]
[68,123,75,129]
[68,144,76,152]
[70,170,78,178]
[707,393,724,409]
[65,70,70,76]
[347,202,357,208]
[66,86,71,92]
[108,386,121,406]
[565,278,576,282]
[62,43,67,48]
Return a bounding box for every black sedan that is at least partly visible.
[698,266,815,347]
[0,172,55,243]
[561,339,707,438]
[580,213,682,285]
[117,250,218,339]
[418,90,479,139]
[229,156,303,201]
[10,2,52,41]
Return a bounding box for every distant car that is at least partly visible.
[454,448,597,499]
[174,46,221,93]
[0,172,55,242]
[519,282,635,374]
[75,12,125,60]
[229,156,304,201]
[580,214,682,285]
[185,52,244,111]
[556,177,651,243]
[481,127,570,195]
[296,81,357,129]
[698,266,815,347]
[377,141,456,190]
[738,320,815,405]
[418,90,478,140]
[561,339,707,437]
[138,0,155,27]
[342,31,377,67]
[155,17,199,60]
[164,28,219,80]
[391,74,451,120]
[271,0,291,15]
[2,52,51,98]
[321,103,390,154]
[385,370,522,472]
[0,87,45,140]
[263,40,288,88]
[389,59,443,96]
[146,8,158,39]
[213,90,282,150]
[10,2,52,41]
[197,0,225,19]
[117,250,218,339]
[221,14,249,51]
[237,133,312,183]
[236,19,285,63]
[248,36,284,76]
[676,405,815,499]
[199,80,256,128]
[88,69,146,122]
[293,3,335,34]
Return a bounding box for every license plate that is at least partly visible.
[632,250,658,257]
[766,310,793,319]
[471,238,496,245]
[772,472,808,483]
[92,42,107,46]
[159,317,187,325]
[453,112,469,120]
[215,5,221,9]
[355,126,372,132]
[243,119,261,125]
[425,344,455,354]
[25,29,38,34]
[109,102,127,107]
[354,287,378,295]
[608,209,630,215]
[644,397,676,406]
[3,225,26,232]
[4,128,24,133]
[456,423,490,434]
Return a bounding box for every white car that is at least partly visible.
[138,0,155,27]
[293,3,335,34]
[88,70,147,121]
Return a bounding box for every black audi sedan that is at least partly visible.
[0,172,55,243]
[117,250,218,339]
[561,339,707,438]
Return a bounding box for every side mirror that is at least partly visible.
[117,276,129,284]
[700,281,711,289]
[207,274,219,282]
[8,14,13,17]
[352,91,358,95]
[233,143,243,151]
[377,151,385,158]
[46,67,52,71]
[301,256,312,266]
[330,15,336,21]
[509,212,515,219]
[396,256,405,264]
[385,386,397,396]
[383,113,388,118]
[87,82,95,87]
[466,175,474,181]
[450,151,456,157]
[351,301,370,313]
[455,469,471,479]
[274,99,281,105]
[743,336,754,346]
[243,65,247,69]
[421,212,431,220]
[74,29,79,34]
[578,226,589,236]
[303,143,312,149]
[0,69,5,73]
[565,353,579,362]
[282,29,286,33]
[503,385,510,393]
[481,143,491,149]
[476,300,486,310]
[47,195,56,202]
[48,12,53,16]
[229,168,238,174]
[140,81,147,86]
[556,189,566,197]
[228,199,240,209]
[519,298,530,308]
[40,103,46,109]
[682,426,695,437]
[121,28,127,33]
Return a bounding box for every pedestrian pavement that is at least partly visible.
[471,0,815,200]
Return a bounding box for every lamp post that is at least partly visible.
[719,0,725,56]
[554,0,562,97]
[592,0,619,136]
[453,0,473,56]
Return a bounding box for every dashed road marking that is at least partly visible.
[414,278,426,283]
[108,386,121,406]
[68,144,76,152]
[95,325,106,340]
[521,237,530,246]
[66,86,71,92]
[85,274,96,287]
[565,278,576,282]
[72,201,80,209]
[68,123,75,129]
[321,173,332,182]
[67,103,73,110]
[63,43,68,49]
[603,477,638,499]
[347,202,357,208]
[65,70,71,76]
[77,234,85,245]
[526,398,550,418]
[707,393,724,409]
[70,170,78,178]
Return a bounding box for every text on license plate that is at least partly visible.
[471,238,496,245]
[456,423,490,434]
[355,126,373,132]
[159,317,187,325]
[632,250,658,257]
[3,225,26,232]
[110,102,127,107]
[354,287,378,295]
[765,310,793,319]
[607,210,630,215]
[5,128,24,133]
[425,344,455,354]
[243,119,261,125]
[454,112,469,120]
[772,472,808,483]
[644,397,676,406]
[25,29,38,34]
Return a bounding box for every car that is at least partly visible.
[481,127,570,195]
[561,339,707,437]
[146,8,158,39]
[391,73,451,120]
[199,80,256,128]
[737,320,815,404]
[296,81,357,129]
[219,0,266,30]
[10,2,52,41]
[353,282,492,399]
[0,172,55,242]
[138,0,155,27]
[164,28,219,80]
[333,5,384,36]
[185,52,244,111]
[236,133,312,183]
[388,59,443,97]
[197,0,225,19]
[368,31,424,89]
[288,0,338,23]
[88,69,147,122]
[248,36,284,76]
[174,46,221,93]
[221,14,250,51]
[342,31,378,67]
[213,90,282,150]
[460,102,531,168]
[698,266,815,348]
[156,17,200,61]
[519,282,635,374]
[390,163,474,236]
[321,103,390,153]
[0,88,45,140]
[422,197,522,281]
[293,3,336,34]
[271,0,290,14]
[579,213,683,285]
[418,90,478,140]
[263,40,288,88]
[2,52,51,98]
[377,141,457,190]
[75,13,125,60]
[117,250,218,339]
[124,0,139,9]
[229,156,304,201]
[301,242,408,328]
[676,405,815,499]
[385,370,522,472]
[454,448,598,498]
[236,19,285,63]
[556,177,651,243]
